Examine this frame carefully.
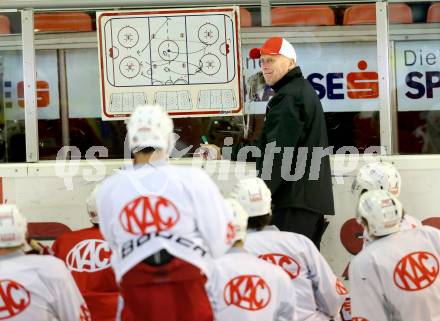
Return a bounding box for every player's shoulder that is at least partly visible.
[413,225,440,238]
[218,251,288,276]
[256,254,293,284]
[351,245,375,269]
[258,229,313,247]
[99,173,121,197]
[53,230,76,245]
[173,165,217,189]
[418,224,439,233]
[101,168,128,187]
[280,230,312,244]
[57,227,99,242]
[172,164,210,179]
[21,254,69,274]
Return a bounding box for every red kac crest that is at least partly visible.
[223,275,271,311]
[336,278,349,295]
[258,253,300,280]
[66,239,112,272]
[393,251,439,291]
[119,196,180,235]
[0,279,31,320]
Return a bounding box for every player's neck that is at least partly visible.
[0,246,23,256]
[133,150,167,164]
[233,240,244,249]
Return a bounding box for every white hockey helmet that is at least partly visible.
[352,162,401,197]
[233,177,271,217]
[0,204,27,248]
[126,105,174,154]
[356,190,402,237]
[225,198,249,243]
[86,184,101,224]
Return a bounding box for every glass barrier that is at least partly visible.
[240,3,381,154]
[1,12,26,162]
[390,1,440,154]
[16,3,434,159]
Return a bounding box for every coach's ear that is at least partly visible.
[288,58,296,70]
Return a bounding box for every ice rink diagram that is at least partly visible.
[103,14,236,87]
[98,8,241,118]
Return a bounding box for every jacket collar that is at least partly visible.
[271,66,303,93]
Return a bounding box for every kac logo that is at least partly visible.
[223,275,271,311]
[0,279,31,320]
[393,251,439,291]
[258,253,301,280]
[66,239,112,272]
[119,195,180,235]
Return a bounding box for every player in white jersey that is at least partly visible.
[235,177,346,321]
[349,190,440,321]
[206,199,296,321]
[97,104,233,321]
[352,161,422,246]
[0,204,90,321]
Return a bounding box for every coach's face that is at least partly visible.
[260,54,294,86]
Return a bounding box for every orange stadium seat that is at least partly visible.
[0,15,11,34]
[343,3,413,25]
[240,8,252,27]
[34,12,93,32]
[427,2,440,22]
[271,6,336,26]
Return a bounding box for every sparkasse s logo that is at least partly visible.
[258,253,301,280]
[223,275,271,311]
[17,80,50,108]
[307,60,379,100]
[119,195,180,235]
[0,279,31,320]
[66,239,112,272]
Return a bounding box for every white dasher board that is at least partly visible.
[97,7,242,120]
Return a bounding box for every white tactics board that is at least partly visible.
[97,7,242,120]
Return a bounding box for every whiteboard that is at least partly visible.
[97,7,242,120]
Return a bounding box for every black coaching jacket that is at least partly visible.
[255,66,335,215]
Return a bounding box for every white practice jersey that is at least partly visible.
[206,249,296,321]
[0,252,90,321]
[350,226,440,321]
[363,213,422,247]
[98,161,233,282]
[244,229,347,321]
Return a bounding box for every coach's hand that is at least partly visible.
[198,144,222,160]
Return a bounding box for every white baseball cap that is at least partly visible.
[249,37,297,62]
